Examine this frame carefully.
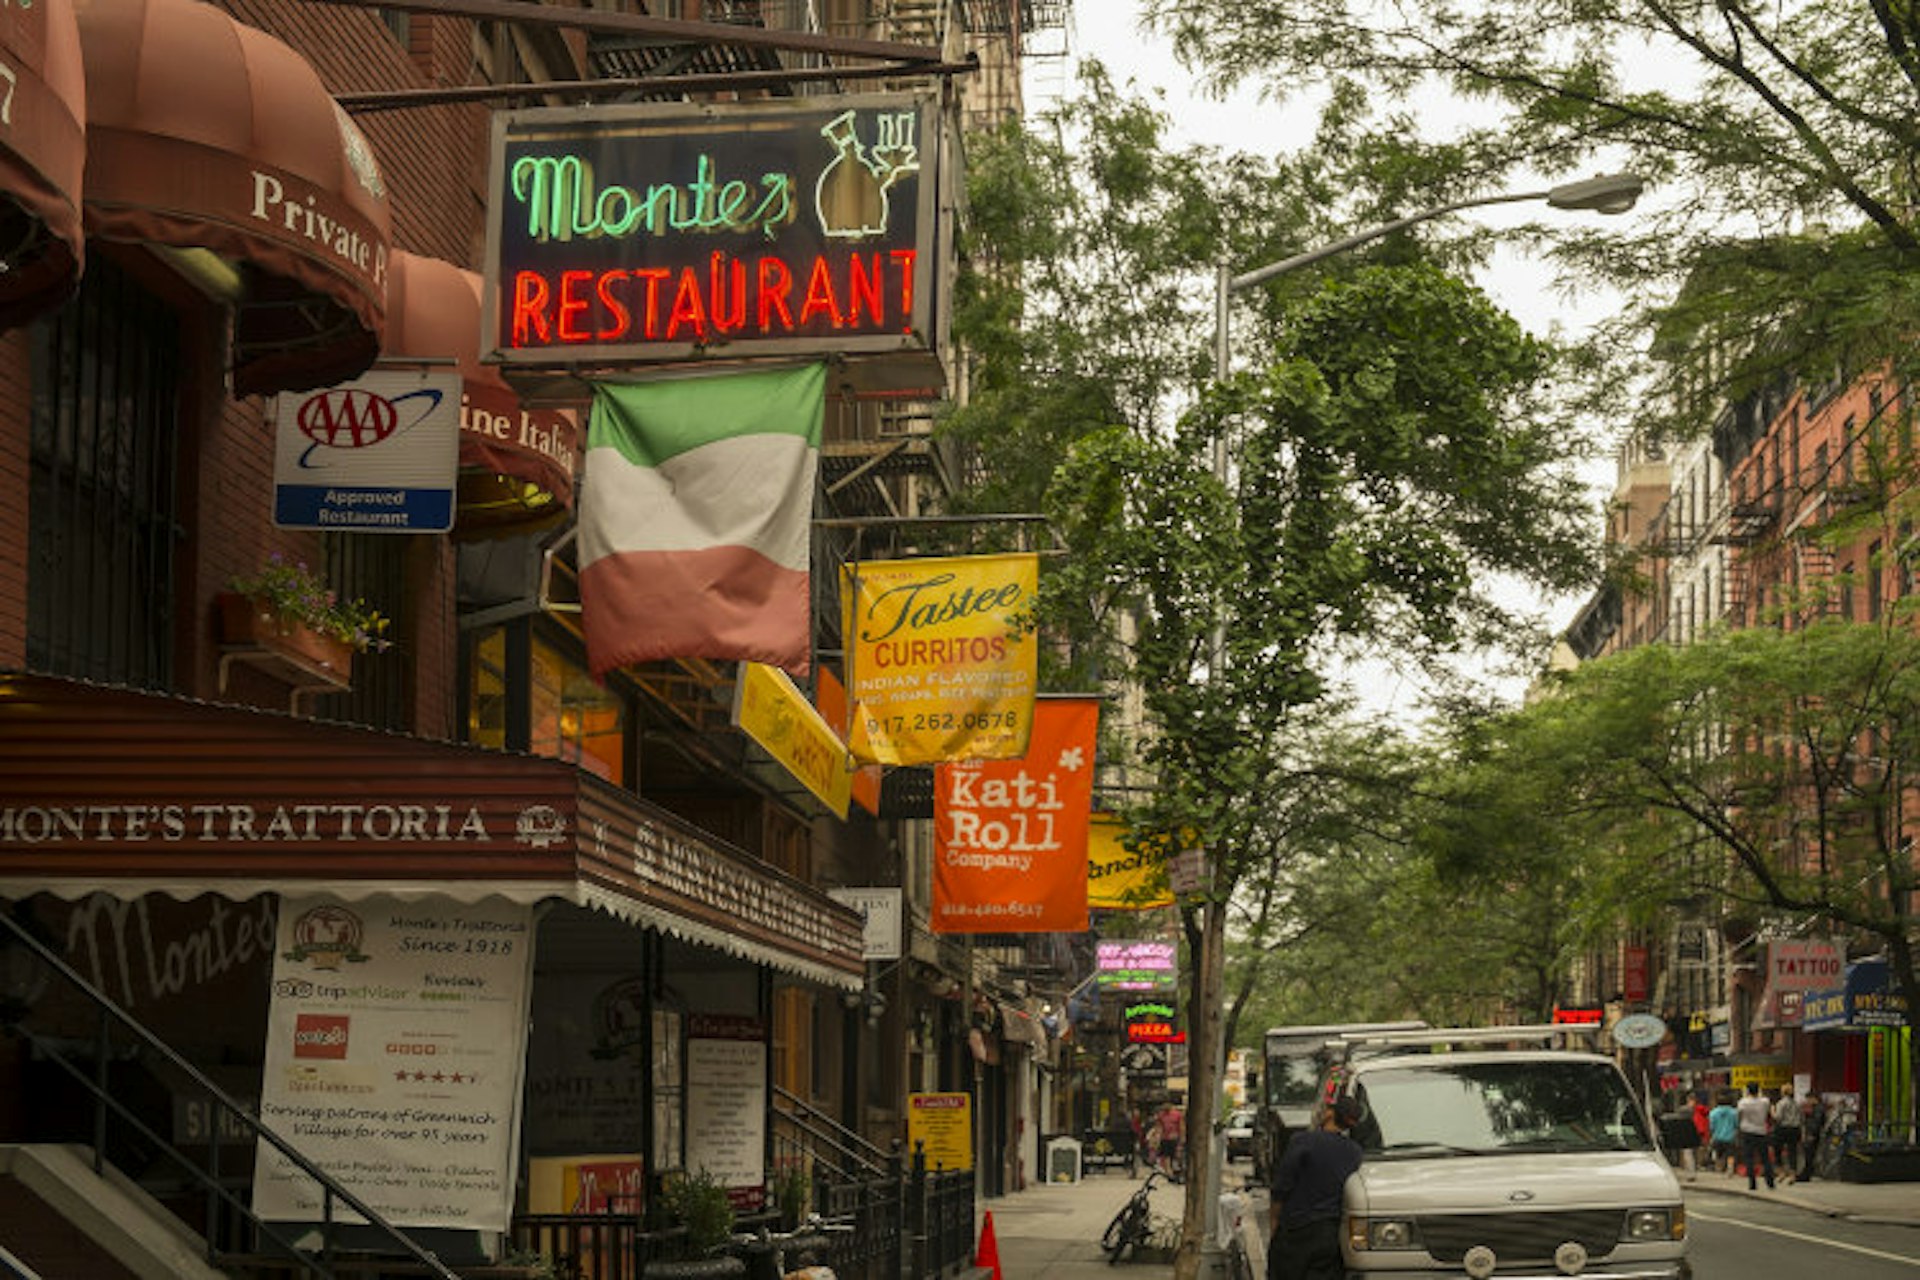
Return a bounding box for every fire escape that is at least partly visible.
[1714,495,1779,627]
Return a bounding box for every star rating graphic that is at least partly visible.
[393,1069,477,1084]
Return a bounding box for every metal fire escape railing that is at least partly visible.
[0,910,460,1280]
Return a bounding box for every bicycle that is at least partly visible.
[1100,1169,1171,1265]
[731,1214,852,1280]
[1812,1112,1860,1182]
[1217,1189,1256,1280]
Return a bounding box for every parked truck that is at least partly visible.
[1253,1021,1427,1185]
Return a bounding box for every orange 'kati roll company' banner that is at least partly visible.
[841,553,1038,766]
[933,697,1098,934]
[1087,813,1175,910]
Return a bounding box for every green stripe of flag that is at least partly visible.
[589,363,826,468]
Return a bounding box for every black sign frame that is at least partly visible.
[482,92,944,374]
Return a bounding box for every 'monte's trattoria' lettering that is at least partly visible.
[0,804,491,844]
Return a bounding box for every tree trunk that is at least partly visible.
[1174,892,1228,1280]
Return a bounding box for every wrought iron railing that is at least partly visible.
[0,908,459,1280]
[772,1086,901,1280]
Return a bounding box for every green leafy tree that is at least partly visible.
[1429,619,1920,1130]
[1149,0,1920,423]
[951,85,1603,1278]
[1226,718,1606,1040]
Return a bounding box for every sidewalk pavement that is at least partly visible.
[1681,1168,1920,1228]
[971,1162,1267,1280]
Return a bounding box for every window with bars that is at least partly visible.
[322,532,411,731]
[27,254,182,690]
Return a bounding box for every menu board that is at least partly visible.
[683,1015,766,1201]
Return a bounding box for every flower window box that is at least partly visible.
[215,591,353,709]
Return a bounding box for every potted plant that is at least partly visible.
[217,553,392,681]
[771,1162,812,1232]
[646,1169,744,1279]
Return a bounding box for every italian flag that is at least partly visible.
[579,363,825,677]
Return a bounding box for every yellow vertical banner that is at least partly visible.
[732,661,853,819]
[1087,813,1175,910]
[841,553,1038,766]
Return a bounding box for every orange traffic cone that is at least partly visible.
[975,1210,1003,1280]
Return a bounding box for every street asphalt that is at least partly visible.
[963,1156,1920,1278]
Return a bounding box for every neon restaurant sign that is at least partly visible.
[481,93,944,373]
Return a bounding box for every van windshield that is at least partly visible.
[1266,1053,1324,1109]
[1351,1060,1654,1157]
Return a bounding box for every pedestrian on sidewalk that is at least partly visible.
[1155,1100,1186,1181]
[1267,1097,1363,1280]
[1691,1092,1714,1172]
[1771,1089,1802,1184]
[1735,1082,1776,1190]
[1800,1092,1828,1181]
[1658,1096,1701,1182]
[1708,1091,1739,1175]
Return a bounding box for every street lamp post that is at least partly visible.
[1193,171,1644,1279]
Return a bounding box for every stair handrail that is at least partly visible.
[772,1085,894,1178]
[0,909,461,1280]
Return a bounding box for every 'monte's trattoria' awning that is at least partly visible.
[385,251,578,538]
[0,673,863,990]
[0,0,85,327]
[74,0,390,395]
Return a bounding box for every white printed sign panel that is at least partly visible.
[251,895,535,1231]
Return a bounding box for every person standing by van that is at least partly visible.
[1691,1092,1714,1171]
[1267,1097,1363,1280]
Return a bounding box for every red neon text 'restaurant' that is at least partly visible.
[511,249,917,347]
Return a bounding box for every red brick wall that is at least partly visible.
[199,1,497,733]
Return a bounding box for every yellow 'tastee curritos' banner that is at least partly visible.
[841,553,1038,766]
[732,661,853,818]
[1088,813,1175,910]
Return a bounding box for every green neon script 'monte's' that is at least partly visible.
[510,153,797,243]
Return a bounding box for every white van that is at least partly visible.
[1327,1027,1690,1279]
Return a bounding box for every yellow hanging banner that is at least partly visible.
[732,661,853,818]
[841,553,1038,766]
[1087,813,1175,910]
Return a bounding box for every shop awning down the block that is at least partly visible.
[0,673,864,992]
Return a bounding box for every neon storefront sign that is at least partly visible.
[483,94,941,368]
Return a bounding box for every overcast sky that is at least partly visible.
[1026,4,1631,344]
[1019,5,1643,713]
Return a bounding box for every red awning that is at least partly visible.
[74,0,390,395]
[0,0,85,326]
[0,673,864,990]
[385,251,578,536]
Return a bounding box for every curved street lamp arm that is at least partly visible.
[1228,189,1552,294]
